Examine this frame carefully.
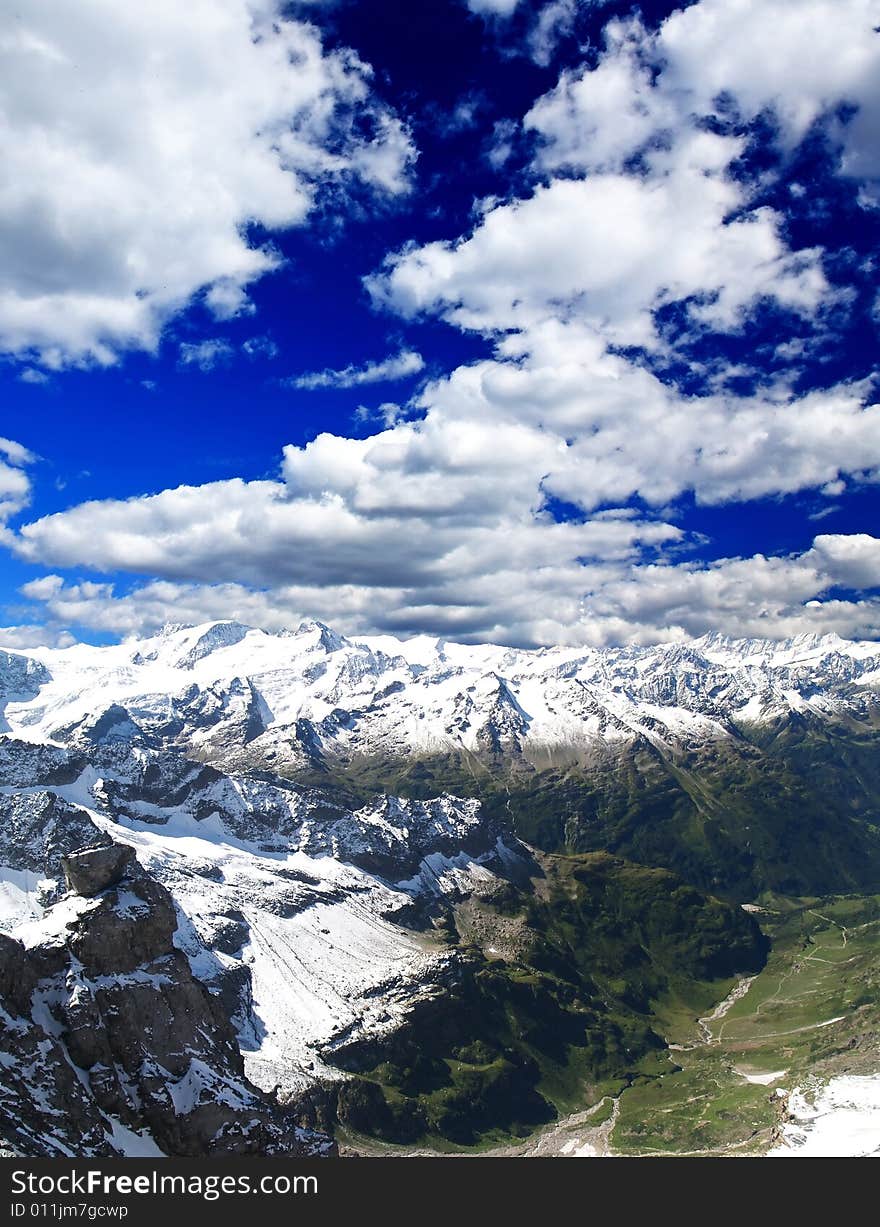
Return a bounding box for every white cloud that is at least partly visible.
[371,153,829,350]
[17,367,49,385]
[0,622,74,649]
[575,541,880,643]
[8,375,880,647]
[0,438,36,468]
[16,530,880,648]
[204,280,257,322]
[288,350,425,389]
[807,533,880,590]
[0,436,34,524]
[354,402,407,428]
[468,0,608,67]
[242,335,280,361]
[19,573,64,602]
[527,3,880,178]
[525,18,677,172]
[660,0,880,180]
[417,328,880,508]
[178,338,235,372]
[6,429,685,644]
[465,0,522,17]
[527,0,580,68]
[487,118,518,169]
[375,1,876,355]
[5,0,880,650]
[0,0,415,369]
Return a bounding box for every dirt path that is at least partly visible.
[349,971,773,1158]
[701,975,757,1043]
[808,909,849,947]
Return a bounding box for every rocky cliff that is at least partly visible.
[0,811,333,1157]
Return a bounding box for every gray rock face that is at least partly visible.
[0,933,114,1157]
[0,738,81,788]
[66,873,178,975]
[62,842,137,897]
[0,843,335,1159]
[0,791,112,906]
[0,653,49,732]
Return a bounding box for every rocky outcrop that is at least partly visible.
[0,837,335,1159]
[61,842,136,896]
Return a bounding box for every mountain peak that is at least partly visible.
[291,620,346,653]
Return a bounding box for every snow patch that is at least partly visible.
[769,1076,880,1157]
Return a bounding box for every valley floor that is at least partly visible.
[343,893,880,1158]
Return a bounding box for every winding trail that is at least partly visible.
[808,910,848,947]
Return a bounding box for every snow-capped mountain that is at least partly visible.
[1,619,879,1156]
[0,755,520,1143]
[3,620,879,769]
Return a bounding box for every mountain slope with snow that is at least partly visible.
[3,620,880,765]
[1,620,879,1155]
[3,619,879,897]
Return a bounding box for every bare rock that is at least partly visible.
[61,842,136,897]
[0,860,335,1158]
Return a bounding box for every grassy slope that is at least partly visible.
[298,718,880,899]
[327,851,768,1148]
[292,715,880,1151]
[613,893,880,1154]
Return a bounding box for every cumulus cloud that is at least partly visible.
[242,336,280,361]
[524,2,880,184]
[417,328,880,508]
[526,0,581,68]
[576,541,880,643]
[807,533,880,590]
[660,0,880,181]
[204,280,257,322]
[0,438,36,469]
[0,622,75,649]
[527,4,880,177]
[525,18,675,172]
[287,350,425,389]
[5,0,880,649]
[377,2,879,351]
[354,402,407,428]
[16,530,880,648]
[371,149,829,350]
[375,5,856,353]
[466,0,598,67]
[177,339,235,372]
[11,456,680,589]
[7,427,687,645]
[465,0,522,17]
[0,437,35,525]
[7,378,880,647]
[0,0,415,369]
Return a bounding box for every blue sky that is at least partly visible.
[1,0,879,648]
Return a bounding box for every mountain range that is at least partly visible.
[1,620,879,1155]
